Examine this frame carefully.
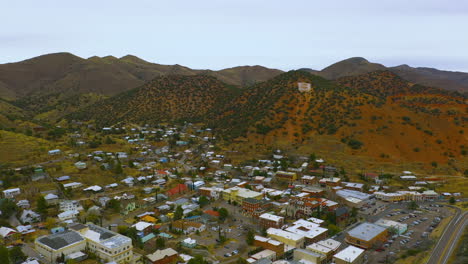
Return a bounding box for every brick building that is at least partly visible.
[259,213,284,229]
[254,235,285,256]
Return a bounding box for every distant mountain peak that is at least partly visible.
[120,55,150,64]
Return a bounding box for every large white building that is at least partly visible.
[72,223,133,264]
[36,223,134,264]
[333,245,365,264]
[35,230,87,264]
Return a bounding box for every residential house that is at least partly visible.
[172,220,206,234]
[0,226,17,239]
[45,193,59,205]
[146,248,178,264]
[60,200,83,212]
[63,182,83,189]
[58,210,80,221]
[3,188,21,198]
[74,162,87,170]
[20,210,41,224]
[17,200,30,209]
[181,238,197,248]
[132,222,154,236]
[166,184,188,197]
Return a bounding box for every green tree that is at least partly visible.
[408,201,418,210]
[188,255,207,264]
[156,237,165,249]
[9,246,26,263]
[449,196,456,205]
[174,206,183,220]
[0,246,8,264]
[37,196,48,217]
[113,160,123,174]
[107,199,121,213]
[218,208,229,222]
[246,229,255,245]
[0,199,17,219]
[199,196,209,207]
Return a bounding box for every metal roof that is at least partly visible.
[37,230,84,250]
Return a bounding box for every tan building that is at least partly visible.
[345,222,388,249]
[267,228,304,248]
[275,171,297,181]
[293,249,325,264]
[222,187,262,204]
[254,235,284,256]
[306,238,341,262]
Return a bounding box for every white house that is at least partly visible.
[59,200,83,212]
[20,210,41,224]
[58,210,80,221]
[3,188,21,198]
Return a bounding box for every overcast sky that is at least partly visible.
[1,0,467,71]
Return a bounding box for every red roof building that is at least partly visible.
[166,184,188,197]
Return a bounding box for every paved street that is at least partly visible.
[426,208,468,264]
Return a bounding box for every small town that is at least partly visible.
[0,123,465,264]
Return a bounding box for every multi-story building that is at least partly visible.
[345,222,388,249]
[59,200,83,212]
[293,248,325,264]
[275,171,297,182]
[222,187,262,204]
[267,228,305,248]
[285,197,337,218]
[198,187,223,199]
[301,187,325,197]
[307,238,341,262]
[35,230,87,264]
[285,219,328,245]
[254,235,284,256]
[259,213,284,229]
[242,198,271,217]
[333,245,365,264]
[301,176,317,185]
[71,223,133,264]
[318,177,341,188]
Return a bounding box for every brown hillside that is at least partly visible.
[69,75,239,126]
[213,71,467,163]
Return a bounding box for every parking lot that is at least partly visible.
[367,203,452,263]
[188,201,256,261]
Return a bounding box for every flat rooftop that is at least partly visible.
[333,245,364,262]
[37,230,84,250]
[347,222,387,242]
